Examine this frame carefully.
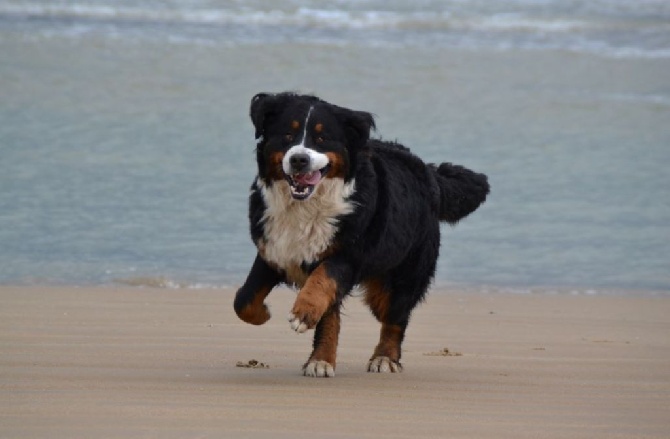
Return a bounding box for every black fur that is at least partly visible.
[234,92,489,376]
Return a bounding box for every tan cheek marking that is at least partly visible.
[324,152,347,178]
[267,151,285,180]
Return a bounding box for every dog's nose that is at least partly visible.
[289,153,310,173]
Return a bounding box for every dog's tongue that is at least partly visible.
[294,170,321,185]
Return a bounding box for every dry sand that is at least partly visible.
[1,286,668,438]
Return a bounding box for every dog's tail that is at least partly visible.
[431,162,490,224]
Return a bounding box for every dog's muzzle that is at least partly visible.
[284,153,330,200]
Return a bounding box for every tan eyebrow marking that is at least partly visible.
[291,120,300,130]
[314,123,323,133]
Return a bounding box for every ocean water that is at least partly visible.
[1,0,669,293]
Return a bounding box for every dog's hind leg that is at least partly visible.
[363,278,407,373]
[234,254,281,325]
[303,305,340,377]
[363,243,437,373]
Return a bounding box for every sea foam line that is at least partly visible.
[0,3,599,33]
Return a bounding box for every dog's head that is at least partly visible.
[250,92,375,201]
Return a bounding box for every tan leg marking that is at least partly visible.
[368,323,404,373]
[236,284,273,325]
[267,151,285,181]
[372,323,403,361]
[288,264,337,332]
[303,308,340,378]
[363,277,389,322]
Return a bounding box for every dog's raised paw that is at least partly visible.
[239,303,271,326]
[303,360,335,377]
[287,312,308,333]
[367,356,403,373]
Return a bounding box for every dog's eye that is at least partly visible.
[285,133,294,142]
[315,136,325,144]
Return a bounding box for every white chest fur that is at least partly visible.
[258,178,356,271]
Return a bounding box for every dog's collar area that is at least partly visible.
[285,164,331,200]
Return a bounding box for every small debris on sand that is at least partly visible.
[236,359,270,369]
[423,347,463,357]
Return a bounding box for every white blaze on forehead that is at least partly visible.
[282,105,329,174]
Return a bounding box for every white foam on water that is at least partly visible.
[2,1,669,58]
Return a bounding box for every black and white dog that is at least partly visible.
[234,92,489,377]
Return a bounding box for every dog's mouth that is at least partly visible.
[285,165,330,200]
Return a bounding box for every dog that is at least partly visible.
[234,92,489,377]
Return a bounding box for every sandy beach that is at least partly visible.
[1,286,668,438]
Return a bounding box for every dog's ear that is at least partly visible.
[349,110,376,142]
[249,93,272,140]
[251,92,295,140]
[335,107,376,148]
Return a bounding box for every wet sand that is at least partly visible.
[1,286,668,438]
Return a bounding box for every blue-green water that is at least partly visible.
[1,1,669,292]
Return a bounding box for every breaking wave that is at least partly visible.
[2,2,669,58]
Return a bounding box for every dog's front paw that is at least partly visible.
[367,356,403,373]
[287,312,309,333]
[303,360,335,378]
[287,296,328,333]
